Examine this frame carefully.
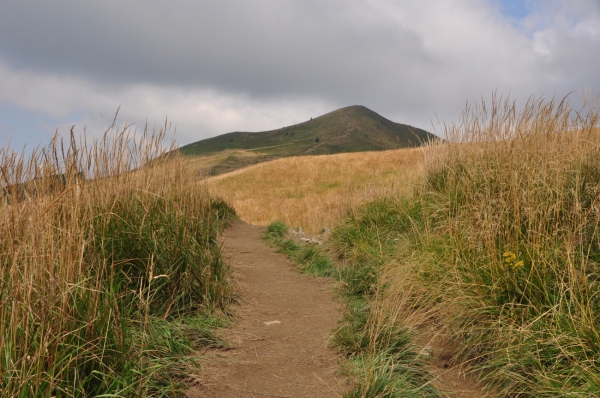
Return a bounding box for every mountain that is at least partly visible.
[179,105,436,176]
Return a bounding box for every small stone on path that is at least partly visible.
[263,320,281,326]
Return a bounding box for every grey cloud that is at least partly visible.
[0,1,437,104]
[0,0,599,147]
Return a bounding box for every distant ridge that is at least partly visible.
[179,105,436,176]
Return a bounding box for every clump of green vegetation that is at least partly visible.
[263,222,335,277]
[0,125,236,396]
[329,201,440,398]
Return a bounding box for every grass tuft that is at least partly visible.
[262,221,336,277]
[263,220,288,240]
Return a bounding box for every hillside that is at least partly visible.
[179,105,435,175]
[205,147,425,234]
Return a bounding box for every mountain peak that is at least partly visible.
[179,106,436,176]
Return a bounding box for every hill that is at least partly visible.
[179,105,436,176]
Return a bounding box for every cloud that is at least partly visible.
[0,59,334,146]
[0,0,598,148]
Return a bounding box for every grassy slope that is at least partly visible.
[205,147,426,234]
[179,105,435,175]
[329,100,600,396]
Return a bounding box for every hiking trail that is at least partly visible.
[187,221,347,397]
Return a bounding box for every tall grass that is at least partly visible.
[327,200,440,397]
[0,122,235,396]
[330,95,600,396]
[416,95,600,395]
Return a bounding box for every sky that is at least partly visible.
[0,0,599,151]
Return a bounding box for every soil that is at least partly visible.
[415,334,492,398]
[187,221,347,397]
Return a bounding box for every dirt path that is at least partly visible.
[188,221,347,397]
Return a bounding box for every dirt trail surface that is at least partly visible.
[188,221,347,397]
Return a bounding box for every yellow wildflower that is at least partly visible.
[502,251,524,271]
[503,251,517,263]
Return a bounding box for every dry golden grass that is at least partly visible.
[0,126,234,396]
[379,97,600,396]
[320,96,600,397]
[204,147,428,234]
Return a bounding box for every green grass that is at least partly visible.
[262,221,336,277]
[90,192,233,318]
[179,105,436,176]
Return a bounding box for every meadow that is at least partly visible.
[205,147,426,234]
[0,124,235,397]
[217,96,600,397]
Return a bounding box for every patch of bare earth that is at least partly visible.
[187,221,347,397]
[415,333,492,398]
